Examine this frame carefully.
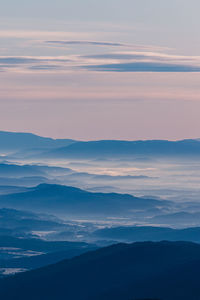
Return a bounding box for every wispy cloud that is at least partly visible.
[80,50,200,73]
[45,40,171,52]
[29,65,62,71]
[46,40,126,47]
[0,56,71,72]
[1,44,200,73]
[0,57,70,64]
[0,30,92,39]
[81,50,200,63]
[83,62,200,72]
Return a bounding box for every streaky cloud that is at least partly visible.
[45,40,126,47]
[0,57,70,64]
[84,62,200,72]
[81,52,200,63]
[29,65,62,71]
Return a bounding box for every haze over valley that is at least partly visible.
[1,132,200,292]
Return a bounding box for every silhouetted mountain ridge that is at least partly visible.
[0,235,91,253]
[0,183,171,216]
[0,163,73,178]
[1,241,200,299]
[0,131,75,151]
[0,207,65,233]
[48,139,200,159]
[92,225,200,243]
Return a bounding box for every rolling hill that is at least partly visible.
[0,183,171,216]
[92,225,200,243]
[0,131,75,152]
[1,241,200,299]
[47,139,200,159]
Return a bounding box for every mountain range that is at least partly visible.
[1,131,200,299]
[92,225,200,243]
[0,208,66,236]
[1,241,200,300]
[1,131,200,159]
[47,139,200,159]
[0,235,96,275]
[0,183,170,216]
[0,131,75,152]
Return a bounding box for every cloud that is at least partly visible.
[0,30,92,39]
[79,50,200,73]
[29,65,62,71]
[0,57,37,64]
[83,62,200,72]
[0,57,70,64]
[1,49,200,74]
[0,56,71,72]
[81,50,200,64]
[82,53,152,60]
[45,41,171,52]
[45,40,126,47]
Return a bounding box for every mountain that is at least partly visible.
[92,225,200,243]
[0,235,96,275]
[2,131,200,159]
[47,139,200,159]
[0,163,73,178]
[0,235,92,253]
[0,163,153,189]
[0,183,171,216]
[0,207,90,241]
[1,131,200,159]
[0,131,75,152]
[150,211,200,226]
[0,246,97,271]
[0,186,28,195]
[1,241,200,299]
[0,208,66,235]
[0,163,74,187]
[0,163,45,177]
[0,176,52,187]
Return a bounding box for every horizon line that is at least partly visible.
[0,130,199,143]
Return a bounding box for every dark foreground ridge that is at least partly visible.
[1,241,200,300]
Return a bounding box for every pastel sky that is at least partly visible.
[1,0,200,140]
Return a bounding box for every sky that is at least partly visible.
[0,0,200,140]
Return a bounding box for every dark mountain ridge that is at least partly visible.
[0,131,75,151]
[0,163,73,178]
[47,139,200,159]
[1,131,200,159]
[0,235,91,253]
[1,241,200,299]
[92,225,200,243]
[0,207,66,234]
[0,183,171,216]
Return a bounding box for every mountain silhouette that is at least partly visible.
[92,225,200,243]
[47,139,200,159]
[1,241,200,299]
[0,131,75,151]
[0,183,170,216]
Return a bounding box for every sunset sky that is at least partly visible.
[1,0,200,140]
